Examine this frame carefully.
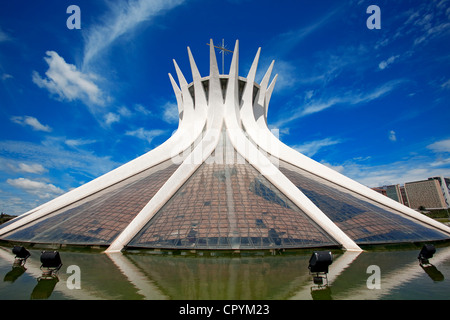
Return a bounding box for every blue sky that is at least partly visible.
[0,0,449,215]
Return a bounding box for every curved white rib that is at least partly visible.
[107,40,360,252]
[240,48,450,236]
[106,39,224,253]
[225,41,361,251]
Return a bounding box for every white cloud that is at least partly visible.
[325,158,450,188]
[161,101,179,124]
[389,130,397,142]
[104,112,120,125]
[118,106,132,117]
[65,139,96,148]
[316,136,450,188]
[107,104,152,121]
[407,1,450,46]
[31,0,185,123]
[10,116,52,132]
[347,80,404,105]
[275,80,404,128]
[1,73,13,81]
[82,0,186,68]
[0,135,122,215]
[274,44,372,93]
[304,90,314,101]
[0,139,119,180]
[414,22,450,45]
[0,26,11,42]
[291,138,342,157]
[261,50,352,94]
[430,157,450,167]
[298,97,341,118]
[320,161,345,173]
[17,163,47,174]
[134,104,152,116]
[125,128,166,144]
[267,8,341,59]
[441,79,450,90]
[267,59,298,92]
[0,159,47,174]
[378,55,400,70]
[0,195,29,216]
[32,51,104,106]
[427,139,450,153]
[7,178,64,199]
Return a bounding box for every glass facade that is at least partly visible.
[2,132,448,250]
[2,160,179,246]
[279,161,450,244]
[128,133,338,250]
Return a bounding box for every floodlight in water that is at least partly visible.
[418,244,436,266]
[309,251,333,273]
[12,246,30,260]
[417,244,445,281]
[12,246,30,267]
[308,251,333,286]
[40,251,62,279]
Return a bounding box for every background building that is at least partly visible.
[376,178,450,210]
[382,185,405,205]
[429,176,450,208]
[404,179,447,210]
[399,186,410,208]
[371,187,387,196]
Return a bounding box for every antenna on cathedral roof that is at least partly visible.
[207,39,233,74]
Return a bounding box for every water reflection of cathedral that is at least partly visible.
[1,246,449,300]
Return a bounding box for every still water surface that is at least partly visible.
[0,245,449,300]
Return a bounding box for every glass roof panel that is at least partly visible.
[2,160,179,246]
[279,161,450,244]
[128,132,338,250]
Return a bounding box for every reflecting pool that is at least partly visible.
[1,245,449,300]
